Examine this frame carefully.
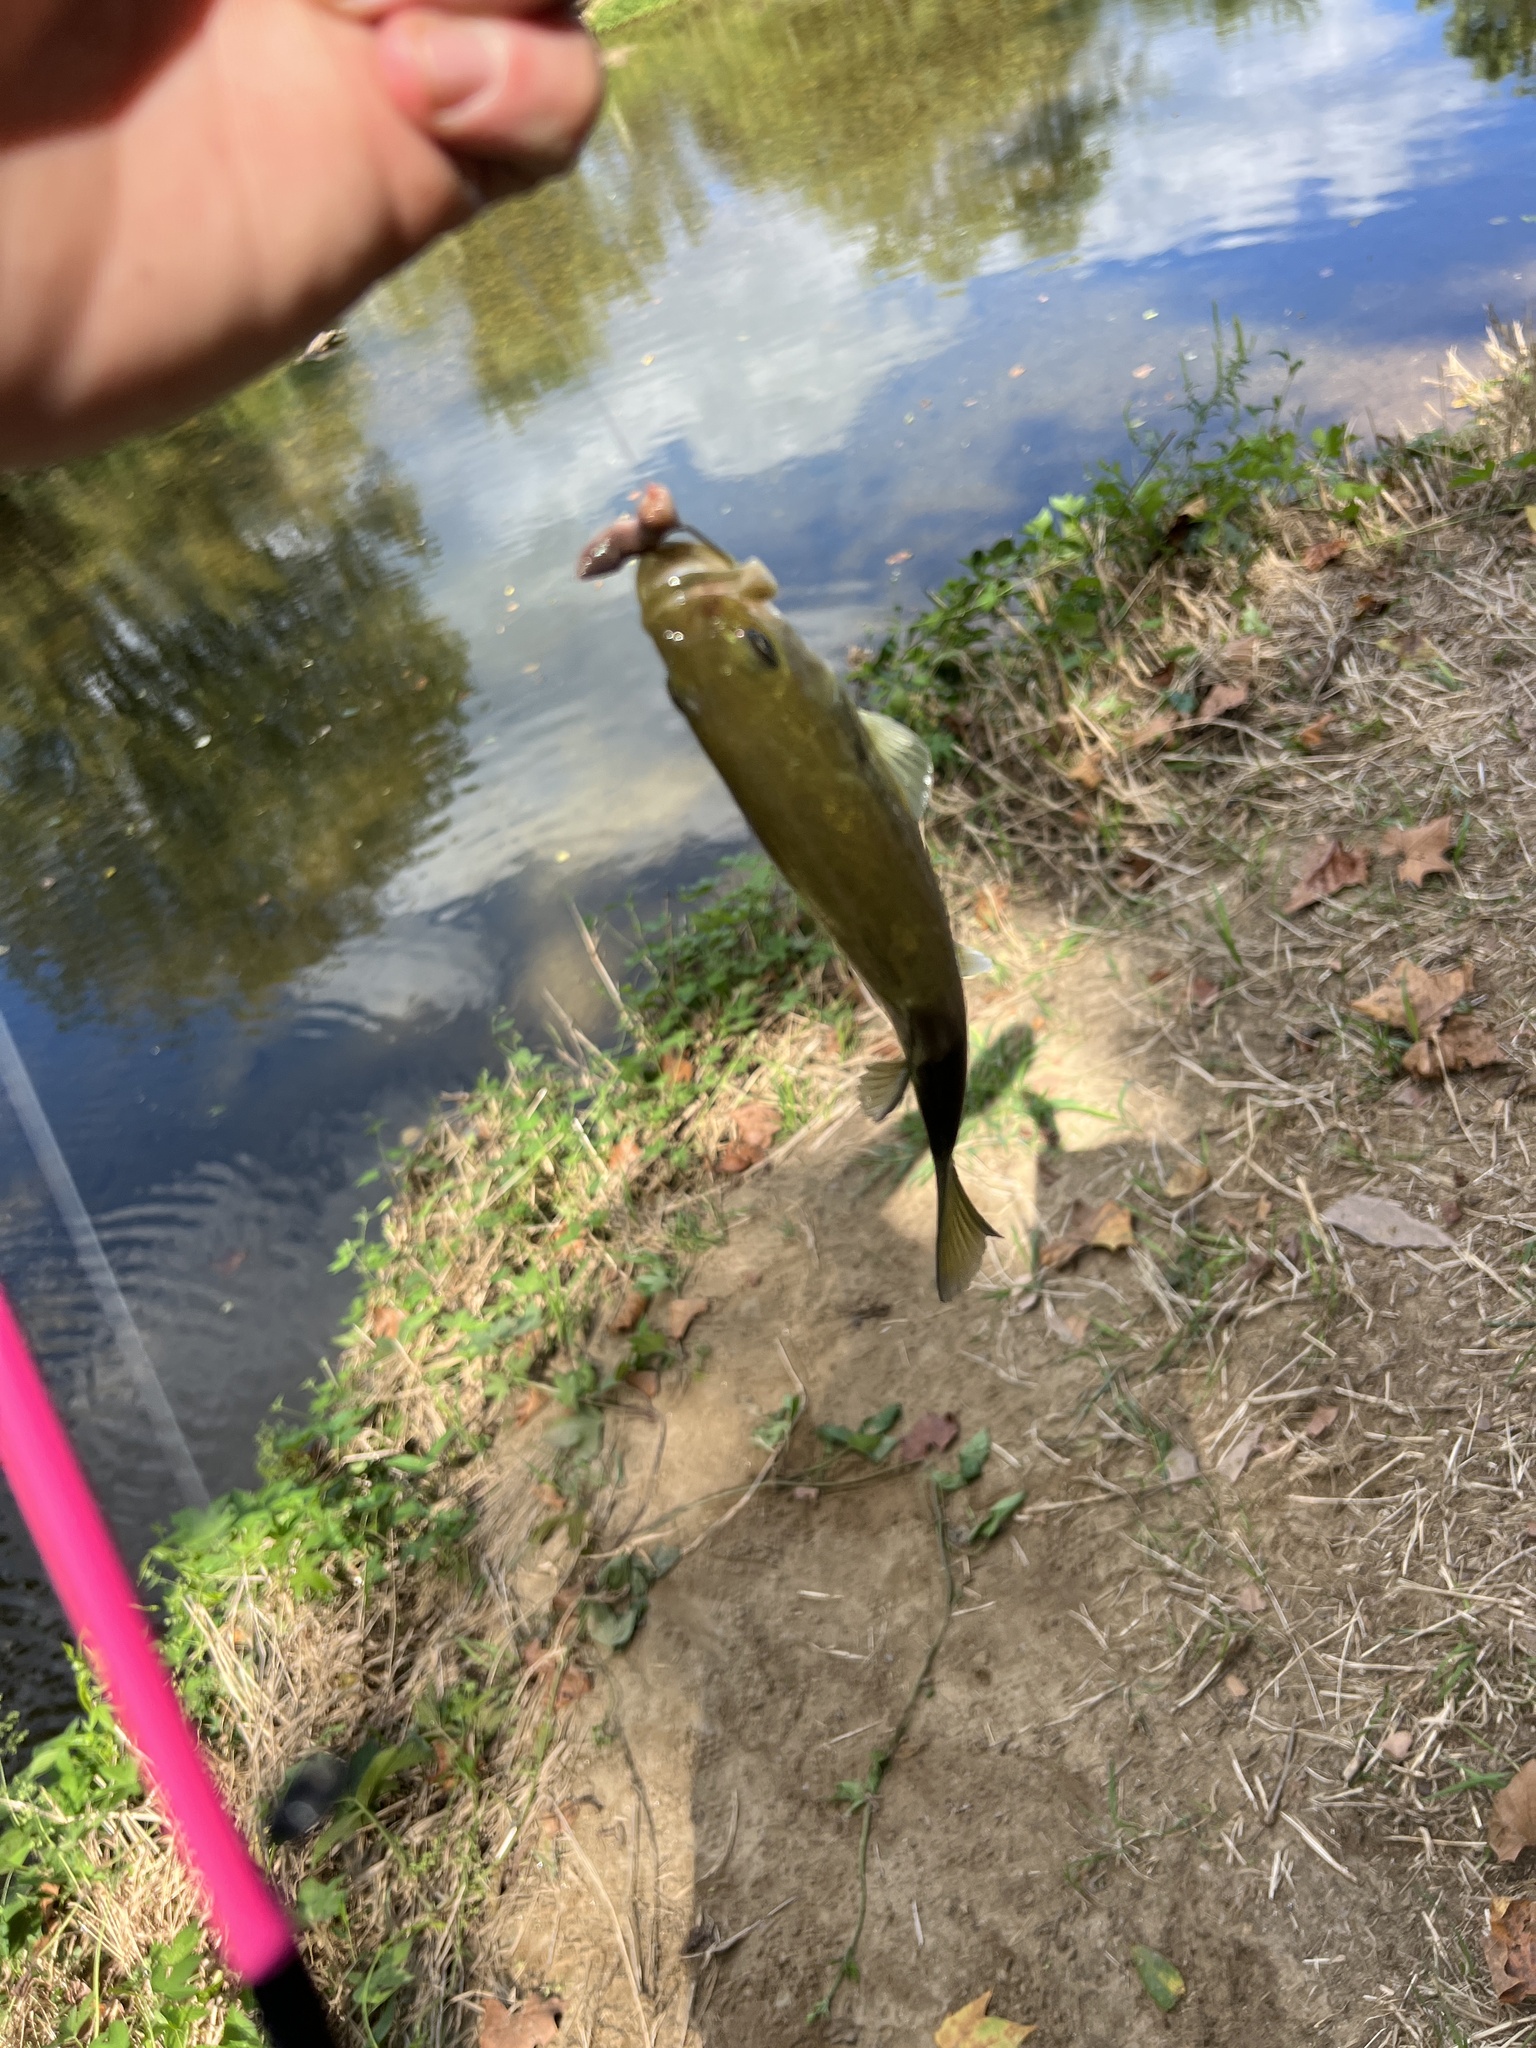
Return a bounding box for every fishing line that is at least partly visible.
[0,1002,208,1510]
[506,247,642,474]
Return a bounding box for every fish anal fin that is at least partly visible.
[858,710,934,821]
[936,1160,1000,1302]
[859,1058,909,1120]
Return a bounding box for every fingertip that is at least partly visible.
[376,8,602,174]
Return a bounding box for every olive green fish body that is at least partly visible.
[633,538,997,1300]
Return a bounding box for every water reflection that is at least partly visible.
[1438,0,1536,83]
[0,367,469,1028]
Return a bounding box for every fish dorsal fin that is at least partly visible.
[858,710,933,820]
[956,945,993,979]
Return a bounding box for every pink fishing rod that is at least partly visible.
[0,1282,335,2047]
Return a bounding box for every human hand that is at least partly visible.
[0,0,604,466]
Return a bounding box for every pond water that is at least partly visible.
[3,0,1536,1735]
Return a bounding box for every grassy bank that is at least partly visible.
[5,321,1536,2044]
[0,864,855,2046]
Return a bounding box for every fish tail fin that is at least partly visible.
[936,1157,1000,1302]
[859,1058,910,1121]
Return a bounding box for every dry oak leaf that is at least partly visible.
[899,1412,961,1463]
[716,1139,765,1174]
[734,1102,784,1151]
[1127,711,1179,748]
[934,1989,1037,2047]
[1380,815,1457,887]
[1301,533,1349,571]
[664,1296,710,1342]
[1040,1198,1135,1270]
[1392,811,1458,884]
[658,1050,695,1084]
[1490,1763,1536,1862]
[1065,747,1105,791]
[554,1664,594,1710]
[1285,836,1370,912]
[1163,1160,1210,1200]
[479,1992,564,2048]
[1195,677,1249,723]
[608,1288,648,1335]
[1350,958,1473,1036]
[1401,1013,1507,1078]
[1489,1896,1536,2004]
[514,1385,550,1429]
[1296,710,1336,752]
[607,1134,643,1174]
[368,1303,403,1340]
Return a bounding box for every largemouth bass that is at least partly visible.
[579,486,998,1300]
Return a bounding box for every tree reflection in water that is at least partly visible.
[0,364,469,1028]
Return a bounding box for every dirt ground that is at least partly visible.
[481,894,1526,2046]
[468,452,1536,2047]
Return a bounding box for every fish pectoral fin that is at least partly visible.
[859,1058,910,1121]
[956,944,993,979]
[858,710,934,821]
[936,1161,1000,1302]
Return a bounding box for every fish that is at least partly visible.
[579,485,998,1300]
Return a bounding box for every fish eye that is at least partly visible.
[744,627,779,668]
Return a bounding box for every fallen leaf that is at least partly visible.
[533,1482,567,1510]
[1320,1193,1452,1250]
[1044,1300,1089,1345]
[1065,748,1104,791]
[1380,815,1457,887]
[1353,590,1392,618]
[1223,1672,1250,1700]
[1084,1198,1134,1248]
[1234,1582,1266,1614]
[899,1412,961,1463]
[1295,711,1336,753]
[886,550,913,565]
[1285,837,1370,912]
[1303,1405,1339,1438]
[1381,1729,1413,1761]
[1131,1946,1186,2012]
[1302,534,1349,571]
[480,1992,565,2048]
[514,1386,549,1429]
[1127,711,1179,748]
[664,1297,709,1341]
[934,1988,1037,2046]
[555,1664,594,1710]
[1489,1897,1536,2004]
[609,1289,648,1335]
[1163,1447,1199,1486]
[1402,1014,1507,1077]
[630,1368,660,1398]
[1350,958,1473,1036]
[1216,1424,1265,1484]
[1256,1195,1273,1222]
[1189,975,1221,1009]
[1439,1198,1463,1227]
[659,1051,695,1085]
[716,1140,766,1174]
[1490,1763,1536,1862]
[607,1135,643,1174]
[1163,1160,1210,1201]
[1132,363,1154,379]
[1144,660,1177,692]
[1195,677,1249,723]
[369,1303,403,1340]
[734,1102,783,1151]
